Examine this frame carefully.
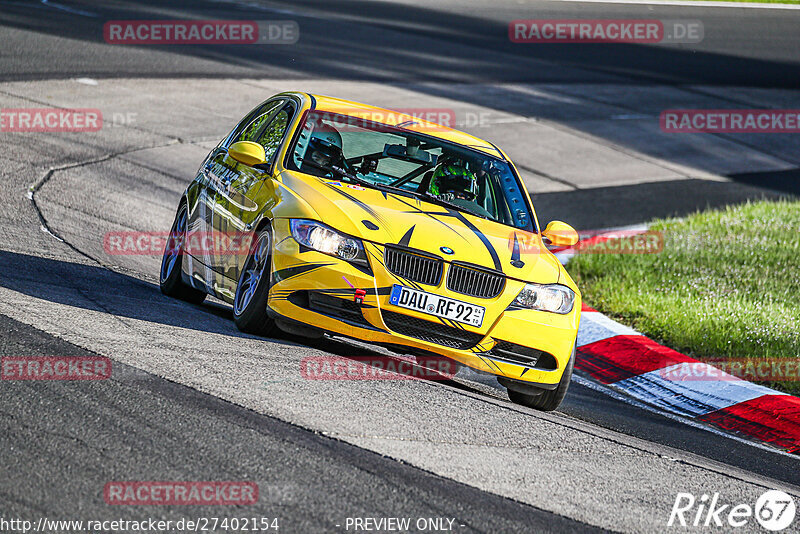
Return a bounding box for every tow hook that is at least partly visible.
[354,289,367,306]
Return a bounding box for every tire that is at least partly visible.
[233,226,278,336]
[507,346,575,412]
[160,203,206,304]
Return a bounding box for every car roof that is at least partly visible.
[302,93,505,159]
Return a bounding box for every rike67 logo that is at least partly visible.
[668,490,796,531]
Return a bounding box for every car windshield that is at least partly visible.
[287,111,534,230]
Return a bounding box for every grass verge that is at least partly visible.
[569,199,800,394]
[686,0,800,4]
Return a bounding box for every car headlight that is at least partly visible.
[290,219,368,265]
[513,283,575,314]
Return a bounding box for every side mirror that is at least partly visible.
[228,141,267,167]
[542,221,579,247]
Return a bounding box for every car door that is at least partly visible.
[187,99,285,294]
[213,101,296,297]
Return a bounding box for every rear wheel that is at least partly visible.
[233,227,278,336]
[507,346,575,412]
[160,203,206,304]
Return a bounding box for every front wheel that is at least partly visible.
[160,203,206,304]
[233,226,278,336]
[507,346,575,412]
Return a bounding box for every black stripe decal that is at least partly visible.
[391,196,469,242]
[451,211,503,272]
[273,262,333,282]
[398,225,415,247]
[323,182,385,224]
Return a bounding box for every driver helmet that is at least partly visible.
[305,124,343,168]
[429,160,478,200]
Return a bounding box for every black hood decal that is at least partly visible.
[398,225,415,247]
[323,182,384,225]
[442,210,503,272]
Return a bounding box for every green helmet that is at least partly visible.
[430,162,478,200]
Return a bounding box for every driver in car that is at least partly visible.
[428,160,492,218]
[300,124,344,178]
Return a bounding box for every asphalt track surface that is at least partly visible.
[1,1,799,533]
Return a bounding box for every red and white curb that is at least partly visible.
[576,303,800,453]
[551,227,800,454]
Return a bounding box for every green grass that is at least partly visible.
[687,0,800,3]
[569,199,800,394]
[700,0,800,4]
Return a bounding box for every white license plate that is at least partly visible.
[389,284,485,327]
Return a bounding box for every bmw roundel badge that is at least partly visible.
[440,246,454,255]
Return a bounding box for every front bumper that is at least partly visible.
[267,219,580,387]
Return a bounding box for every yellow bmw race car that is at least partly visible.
[160,92,581,410]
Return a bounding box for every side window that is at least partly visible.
[258,109,289,161]
[238,113,272,143]
[255,105,292,162]
[227,99,284,146]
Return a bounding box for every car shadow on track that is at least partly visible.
[0,249,486,392]
[0,249,300,344]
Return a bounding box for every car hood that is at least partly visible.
[280,170,564,284]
